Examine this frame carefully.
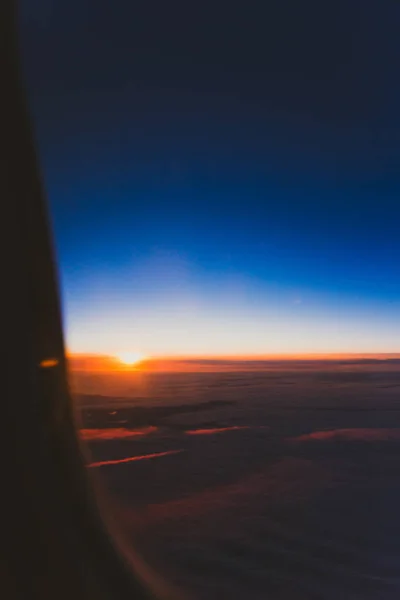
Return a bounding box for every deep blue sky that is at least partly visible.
[19,0,400,355]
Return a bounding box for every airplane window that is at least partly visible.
[19,1,400,598]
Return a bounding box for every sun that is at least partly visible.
[115,352,146,366]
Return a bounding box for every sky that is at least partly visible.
[18,0,400,356]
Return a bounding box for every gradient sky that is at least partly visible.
[19,0,400,355]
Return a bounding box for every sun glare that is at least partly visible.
[116,352,146,366]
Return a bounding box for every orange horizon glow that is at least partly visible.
[67,351,400,365]
[67,351,400,396]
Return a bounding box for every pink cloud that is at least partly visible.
[185,425,250,436]
[80,426,158,441]
[290,428,400,443]
[87,449,184,468]
[185,425,269,436]
[125,457,330,528]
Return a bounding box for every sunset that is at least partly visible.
[115,352,147,367]
[20,0,400,598]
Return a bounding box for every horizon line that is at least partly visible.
[67,351,400,361]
